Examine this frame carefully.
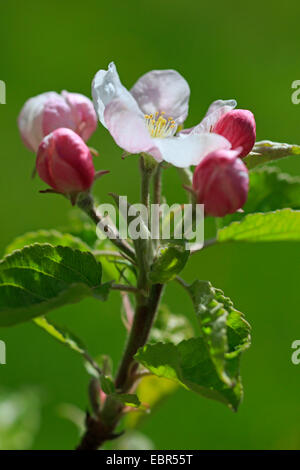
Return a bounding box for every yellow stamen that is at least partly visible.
[144,111,177,138]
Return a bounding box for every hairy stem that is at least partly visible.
[77,192,135,261]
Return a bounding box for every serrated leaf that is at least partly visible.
[4,230,91,256]
[149,246,189,283]
[218,209,300,243]
[0,244,107,326]
[135,338,242,411]
[150,304,194,344]
[220,167,300,227]
[4,229,125,282]
[187,281,250,385]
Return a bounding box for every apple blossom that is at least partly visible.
[36,128,95,197]
[18,90,97,152]
[192,148,249,217]
[92,62,239,168]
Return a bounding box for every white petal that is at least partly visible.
[185,99,237,135]
[153,133,231,168]
[205,99,237,116]
[131,69,190,124]
[92,62,141,128]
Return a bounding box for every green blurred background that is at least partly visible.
[1,0,300,450]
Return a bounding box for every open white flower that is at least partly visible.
[92,62,236,168]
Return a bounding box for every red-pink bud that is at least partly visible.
[36,128,95,195]
[213,109,256,158]
[18,91,97,152]
[193,149,249,217]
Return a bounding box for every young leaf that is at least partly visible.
[187,280,251,385]
[33,316,103,376]
[218,209,300,243]
[0,244,108,326]
[149,246,189,283]
[5,230,91,256]
[100,375,115,395]
[244,140,300,169]
[135,339,243,411]
[99,377,141,409]
[34,316,85,354]
[113,393,141,408]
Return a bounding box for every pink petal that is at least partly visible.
[213,109,256,157]
[18,92,61,152]
[42,96,75,136]
[61,91,98,141]
[131,69,190,124]
[193,148,249,217]
[36,128,95,194]
[104,98,157,156]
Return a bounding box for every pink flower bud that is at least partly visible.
[193,149,249,217]
[36,128,95,196]
[213,109,256,158]
[18,91,97,152]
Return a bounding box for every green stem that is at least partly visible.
[139,155,153,225]
[153,162,162,206]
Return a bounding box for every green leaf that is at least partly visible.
[0,244,107,326]
[3,228,121,280]
[187,281,250,385]
[218,209,300,243]
[99,377,141,409]
[113,393,141,408]
[100,375,115,395]
[135,338,243,411]
[149,246,189,283]
[244,140,300,169]
[34,316,86,354]
[5,230,91,256]
[150,304,194,344]
[136,281,251,411]
[220,167,300,227]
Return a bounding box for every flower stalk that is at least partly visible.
[76,158,164,450]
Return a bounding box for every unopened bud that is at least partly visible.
[18,90,97,152]
[213,109,256,158]
[36,128,95,198]
[193,149,249,217]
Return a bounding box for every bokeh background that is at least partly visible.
[1,0,300,450]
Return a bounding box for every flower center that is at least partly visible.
[144,111,177,138]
